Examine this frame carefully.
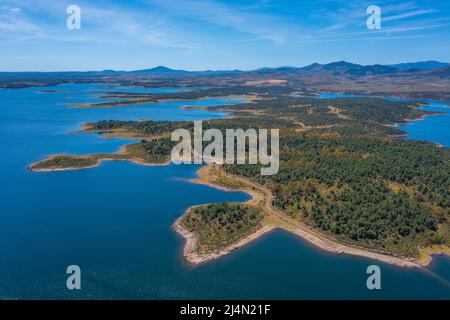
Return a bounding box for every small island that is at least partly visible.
[67,89,256,109]
[29,139,173,172]
[178,203,264,257]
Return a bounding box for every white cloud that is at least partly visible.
[383,9,437,22]
[319,1,439,33]
[0,0,197,49]
[150,0,299,45]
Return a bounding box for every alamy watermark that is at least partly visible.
[366,265,381,290]
[66,265,81,290]
[367,5,382,30]
[66,5,81,30]
[171,121,279,176]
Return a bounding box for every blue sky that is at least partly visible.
[1,0,450,71]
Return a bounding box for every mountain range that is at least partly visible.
[1,61,448,78]
[109,60,450,77]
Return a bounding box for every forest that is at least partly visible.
[225,134,449,256]
[31,87,450,257]
[182,203,263,254]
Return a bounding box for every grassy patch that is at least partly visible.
[31,156,98,170]
[182,203,264,254]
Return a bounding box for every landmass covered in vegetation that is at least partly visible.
[182,203,264,254]
[30,86,450,261]
[29,138,173,171]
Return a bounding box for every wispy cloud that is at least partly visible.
[1,0,450,70]
[0,0,197,49]
[298,34,427,44]
[383,9,437,22]
[0,4,40,33]
[151,0,300,45]
[303,22,450,45]
[319,0,440,34]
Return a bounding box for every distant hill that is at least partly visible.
[300,61,398,76]
[1,60,449,80]
[389,61,449,71]
[251,66,301,74]
[241,61,448,77]
[247,61,399,77]
[129,66,190,75]
[421,65,450,77]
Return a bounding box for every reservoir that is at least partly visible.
[0,84,448,299]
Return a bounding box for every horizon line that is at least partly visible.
[0,60,448,73]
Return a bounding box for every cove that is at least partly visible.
[0,85,448,299]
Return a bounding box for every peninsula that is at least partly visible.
[29,87,450,268]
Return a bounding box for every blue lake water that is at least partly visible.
[0,85,449,299]
[318,92,450,147]
[396,101,450,148]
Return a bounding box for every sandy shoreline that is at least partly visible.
[173,215,275,264]
[29,158,171,172]
[28,142,172,172]
[387,111,445,128]
[174,165,449,268]
[31,154,447,269]
[386,111,447,147]
[28,154,171,172]
[385,109,445,141]
[29,140,448,268]
[68,94,255,109]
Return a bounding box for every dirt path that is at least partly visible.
[328,105,351,120]
[226,175,421,268]
[177,165,425,268]
[294,121,337,132]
